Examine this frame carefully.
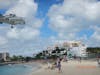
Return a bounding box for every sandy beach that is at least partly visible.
[32,60,100,75]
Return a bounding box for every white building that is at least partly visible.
[63,41,87,57]
[44,41,87,58]
[0,52,10,62]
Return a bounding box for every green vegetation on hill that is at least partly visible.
[86,47,100,58]
[35,47,67,59]
[87,47,100,53]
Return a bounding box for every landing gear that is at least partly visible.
[11,25,14,28]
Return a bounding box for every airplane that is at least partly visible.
[0,14,25,28]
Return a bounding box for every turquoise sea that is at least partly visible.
[0,63,40,75]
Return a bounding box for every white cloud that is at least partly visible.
[92,31,100,41]
[0,36,8,45]
[5,0,37,17]
[0,0,18,9]
[48,0,100,46]
[7,27,40,40]
[90,26,100,43]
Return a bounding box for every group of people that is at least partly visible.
[47,57,62,73]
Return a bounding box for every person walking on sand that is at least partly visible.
[57,58,62,73]
[97,56,100,67]
[79,56,82,63]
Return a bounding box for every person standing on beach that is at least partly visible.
[79,56,82,63]
[63,55,68,62]
[57,58,62,73]
[97,56,100,67]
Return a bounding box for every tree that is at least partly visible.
[35,52,43,59]
[18,56,25,61]
[87,47,100,53]
[25,57,32,62]
[11,55,19,61]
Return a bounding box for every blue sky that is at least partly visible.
[35,0,63,38]
[0,0,100,56]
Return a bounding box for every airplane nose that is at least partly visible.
[11,25,14,28]
[23,21,25,24]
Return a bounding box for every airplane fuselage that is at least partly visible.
[0,14,25,28]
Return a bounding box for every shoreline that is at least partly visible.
[0,60,44,66]
[0,62,21,66]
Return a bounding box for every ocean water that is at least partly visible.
[0,63,39,75]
